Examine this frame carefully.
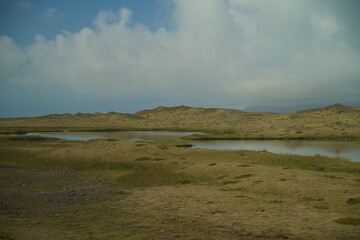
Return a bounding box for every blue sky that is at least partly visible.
[0,0,359,117]
[0,0,170,47]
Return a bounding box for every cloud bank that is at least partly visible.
[1,0,360,116]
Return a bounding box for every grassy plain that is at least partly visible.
[1,137,360,240]
[0,103,359,239]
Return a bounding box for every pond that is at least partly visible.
[26,131,360,162]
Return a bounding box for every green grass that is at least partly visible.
[156,142,193,149]
[234,174,253,179]
[248,152,360,174]
[135,144,146,147]
[134,157,151,161]
[0,149,195,188]
[334,218,360,225]
[0,151,144,172]
[3,135,60,141]
[209,210,225,214]
[267,200,283,203]
[116,165,185,187]
[183,133,360,140]
[346,197,360,205]
[176,179,194,184]
[216,175,228,180]
[238,164,251,167]
[133,157,164,161]
[304,197,324,202]
[324,174,343,179]
[220,187,245,192]
[223,180,241,185]
[105,139,118,142]
[313,205,329,209]
[109,189,131,195]
[0,232,15,240]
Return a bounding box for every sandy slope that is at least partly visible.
[0,103,359,139]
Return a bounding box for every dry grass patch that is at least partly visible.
[0,147,197,188]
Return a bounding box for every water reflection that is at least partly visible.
[27,131,360,162]
[28,131,197,143]
[191,140,360,162]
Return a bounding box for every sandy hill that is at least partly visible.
[0,104,359,139]
[294,103,360,114]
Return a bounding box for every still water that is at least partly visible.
[27,131,360,162]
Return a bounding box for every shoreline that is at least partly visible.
[1,127,359,141]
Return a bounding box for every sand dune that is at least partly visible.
[1,103,359,139]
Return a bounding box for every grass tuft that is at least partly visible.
[209,210,225,214]
[223,180,241,185]
[313,205,329,209]
[234,174,253,179]
[220,187,245,192]
[135,143,146,147]
[176,179,194,184]
[324,174,343,179]
[346,197,360,205]
[4,135,59,141]
[134,157,151,161]
[216,175,228,180]
[334,218,360,225]
[304,197,324,202]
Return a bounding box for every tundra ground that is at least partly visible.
[0,137,359,240]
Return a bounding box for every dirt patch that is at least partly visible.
[0,166,110,215]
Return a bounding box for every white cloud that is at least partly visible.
[43,8,64,18]
[1,0,359,113]
[0,36,26,83]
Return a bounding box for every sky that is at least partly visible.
[0,0,359,117]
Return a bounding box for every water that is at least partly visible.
[192,140,360,162]
[26,131,360,162]
[27,131,199,143]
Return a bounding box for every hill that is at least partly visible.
[0,104,359,139]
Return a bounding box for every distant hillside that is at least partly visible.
[0,104,359,139]
[294,103,360,114]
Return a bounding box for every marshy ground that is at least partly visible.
[0,136,359,240]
